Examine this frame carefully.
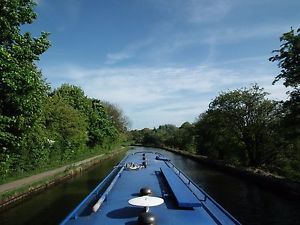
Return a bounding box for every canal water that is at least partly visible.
[1,146,299,224]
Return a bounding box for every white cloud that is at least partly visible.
[204,23,298,45]
[105,39,154,64]
[101,20,297,69]
[106,52,131,65]
[149,0,235,24]
[38,0,297,129]
[184,0,235,23]
[43,62,288,129]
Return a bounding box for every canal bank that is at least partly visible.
[1,146,300,225]
[133,144,300,198]
[0,145,130,211]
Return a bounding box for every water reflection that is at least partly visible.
[1,147,299,225]
[0,153,125,225]
[144,147,300,225]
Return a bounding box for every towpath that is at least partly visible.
[0,154,103,195]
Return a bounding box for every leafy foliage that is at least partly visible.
[132,85,282,166]
[196,85,282,166]
[269,28,300,88]
[131,124,195,152]
[87,99,118,147]
[195,111,242,161]
[102,101,130,133]
[0,0,50,159]
[269,28,300,134]
[176,122,195,152]
[51,84,90,114]
[0,2,129,180]
[269,28,300,179]
[44,95,88,160]
[131,28,300,180]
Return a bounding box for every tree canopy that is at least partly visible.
[196,85,281,166]
[269,28,300,176]
[0,0,50,157]
[269,28,300,88]
[269,28,300,138]
[0,1,129,179]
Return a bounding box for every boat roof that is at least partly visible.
[61,151,240,225]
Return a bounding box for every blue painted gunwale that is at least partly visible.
[60,150,241,225]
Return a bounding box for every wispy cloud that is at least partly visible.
[37,0,298,129]
[101,20,296,68]
[43,61,288,129]
[149,0,235,24]
[105,39,153,64]
[106,52,131,65]
[183,0,235,23]
[203,23,299,45]
[37,0,83,32]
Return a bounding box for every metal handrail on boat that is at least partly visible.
[131,151,240,224]
[60,151,240,225]
[60,155,129,225]
[92,166,125,212]
[132,151,156,155]
[165,161,241,225]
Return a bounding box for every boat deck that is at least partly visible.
[61,152,239,225]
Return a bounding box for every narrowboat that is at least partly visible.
[60,151,241,225]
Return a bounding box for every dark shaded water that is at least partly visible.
[0,153,125,225]
[1,147,300,224]
[155,148,300,225]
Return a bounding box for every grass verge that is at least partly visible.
[0,144,130,210]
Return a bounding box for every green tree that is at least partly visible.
[196,85,281,166]
[140,128,161,146]
[270,28,300,88]
[195,110,246,163]
[50,85,119,148]
[269,28,300,178]
[176,122,195,152]
[51,84,90,114]
[0,0,50,172]
[156,124,178,147]
[102,101,130,133]
[87,99,118,147]
[44,95,88,161]
[129,129,144,143]
[269,28,300,137]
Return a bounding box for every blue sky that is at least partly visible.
[30,0,300,129]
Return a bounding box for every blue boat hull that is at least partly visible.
[61,151,241,225]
